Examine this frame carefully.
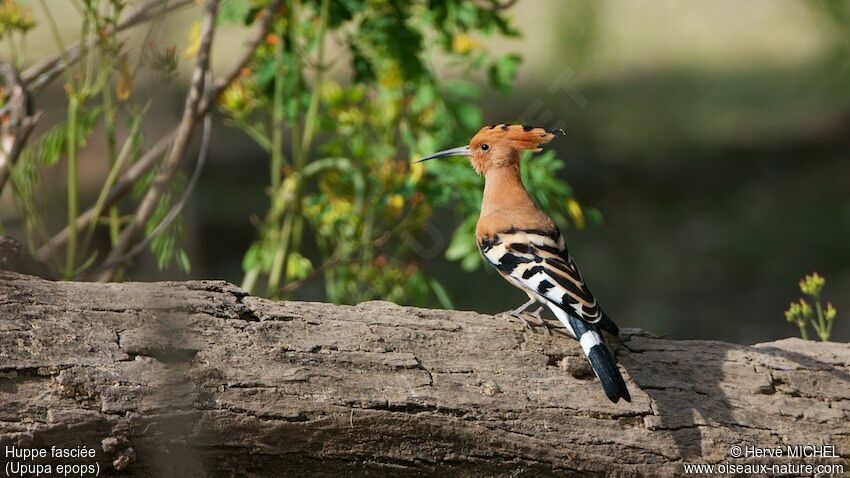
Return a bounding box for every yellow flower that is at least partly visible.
[409,161,425,185]
[116,58,133,101]
[452,34,480,55]
[566,198,585,230]
[0,0,35,36]
[387,194,405,217]
[798,298,813,319]
[785,302,802,324]
[825,302,837,321]
[321,81,343,104]
[183,21,202,58]
[285,252,313,281]
[219,81,254,117]
[799,272,825,297]
[378,62,402,90]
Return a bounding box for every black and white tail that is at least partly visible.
[476,227,630,402]
[548,304,631,403]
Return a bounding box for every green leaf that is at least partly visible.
[242,241,273,273]
[584,207,604,227]
[211,0,591,306]
[218,0,251,24]
[328,0,365,27]
[147,173,187,271]
[461,252,481,271]
[445,216,482,271]
[349,42,376,83]
[429,278,455,310]
[445,217,477,261]
[254,60,278,90]
[177,249,191,273]
[286,252,313,281]
[455,102,482,131]
[488,53,522,93]
[443,79,481,100]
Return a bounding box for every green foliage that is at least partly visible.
[220,0,596,305]
[218,0,253,25]
[19,107,103,168]
[137,172,191,273]
[9,105,102,260]
[785,272,839,341]
[488,53,522,93]
[5,0,595,303]
[6,0,192,278]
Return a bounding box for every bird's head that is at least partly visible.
[417,124,564,175]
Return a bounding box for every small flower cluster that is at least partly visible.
[785,272,838,342]
[0,0,34,38]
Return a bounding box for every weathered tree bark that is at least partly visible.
[0,270,848,477]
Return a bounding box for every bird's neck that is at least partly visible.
[480,164,537,217]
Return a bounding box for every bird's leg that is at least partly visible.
[507,298,536,317]
[498,298,536,331]
[523,305,553,336]
[501,299,551,334]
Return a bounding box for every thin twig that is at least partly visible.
[96,74,213,272]
[35,0,283,263]
[96,0,220,281]
[35,134,173,262]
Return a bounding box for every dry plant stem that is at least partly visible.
[96,0,220,282]
[97,92,213,272]
[0,62,42,197]
[64,96,80,279]
[35,0,282,265]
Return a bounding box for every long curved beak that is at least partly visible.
[416,145,471,163]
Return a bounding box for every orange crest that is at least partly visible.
[471,124,564,153]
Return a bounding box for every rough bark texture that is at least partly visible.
[0,270,849,477]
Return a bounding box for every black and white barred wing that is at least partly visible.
[479,229,602,323]
[480,228,630,402]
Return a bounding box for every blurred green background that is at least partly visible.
[2,0,848,343]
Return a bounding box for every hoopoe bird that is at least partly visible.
[418,124,630,403]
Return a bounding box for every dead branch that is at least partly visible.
[0,269,847,476]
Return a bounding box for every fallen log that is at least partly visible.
[0,270,848,477]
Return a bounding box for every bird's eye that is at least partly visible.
[481,144,490,151]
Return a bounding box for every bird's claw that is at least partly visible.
[502,306,552,335]
[522,306,552,335]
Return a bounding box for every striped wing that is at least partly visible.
[479,228,603,323]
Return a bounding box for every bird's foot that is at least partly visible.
[520,306,552,335]
[501,305,551,335]
[506,298,535,317]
